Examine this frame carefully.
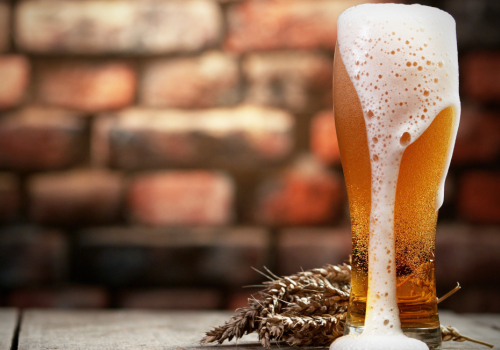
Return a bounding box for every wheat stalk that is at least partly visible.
[200,299,263,345]
[200,263,493,348]
[441,325,494,348]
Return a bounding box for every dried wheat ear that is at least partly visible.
[200,263,493,349]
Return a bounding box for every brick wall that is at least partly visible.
[0,0,499,313]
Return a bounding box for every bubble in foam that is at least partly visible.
[399,132,412,146]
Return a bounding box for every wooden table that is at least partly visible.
[0,309,498,350]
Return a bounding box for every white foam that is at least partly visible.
[331,334,428,350]
[332,4,460,350]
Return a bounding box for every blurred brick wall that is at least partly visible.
[0,0,499,313]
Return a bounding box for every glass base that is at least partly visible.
[344,324,442,350]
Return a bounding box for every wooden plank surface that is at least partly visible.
[19,310,262,350]
[468,314,500,332]
[18,310,500,350]
[441,311,500,349]
[0,308,18,350]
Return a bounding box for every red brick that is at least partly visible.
[243,52,332,113]
[0,2,9,52]
[227,288,262,310]
[140,52,240,108]
[443,0,500,50]
[75,227,270,287]
[15,0,222,54]
[118,289,221,309]
[463,52,500,102]
[0,226,67,287]
[0,107,85,171]
[0,173,20,222]
[311,111,341,165]
[0,55,30,110]
[91,115,114,169]
[436,224,500,313]
[92,106,294,169]
[436,224,500,289]
[277,228,351,276]
[7,286,108,308]
[442,174,457,210]
[28,170,123,226]
[128,171,234,226]
[36,61,136,112]
[452,107,500,164]
[458,171,500,224]
[435,287,500,313]
[254,156,345,226]
[225,0,382,53]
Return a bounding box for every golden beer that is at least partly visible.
[334,45,456,331]
[330,4,460,350]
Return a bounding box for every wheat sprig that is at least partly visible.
[200,263,493,348]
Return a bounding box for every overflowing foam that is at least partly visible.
[331,4,460,350]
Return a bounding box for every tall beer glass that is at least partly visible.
[333,4,460,350]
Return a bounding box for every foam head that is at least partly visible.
[337,3,460,210]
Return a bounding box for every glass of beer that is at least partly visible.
[332,4,460,350]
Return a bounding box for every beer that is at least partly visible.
[335,48,457,330]
[330,4,460,350]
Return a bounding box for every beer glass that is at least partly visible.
[332,4,460,350]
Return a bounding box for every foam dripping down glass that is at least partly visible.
[331,4,460,350]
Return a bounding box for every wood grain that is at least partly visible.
[441,311,500,349]
[17,309,500,350]
[468,314,500,332]
[18,310,262,350]
[0,308,18,350]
